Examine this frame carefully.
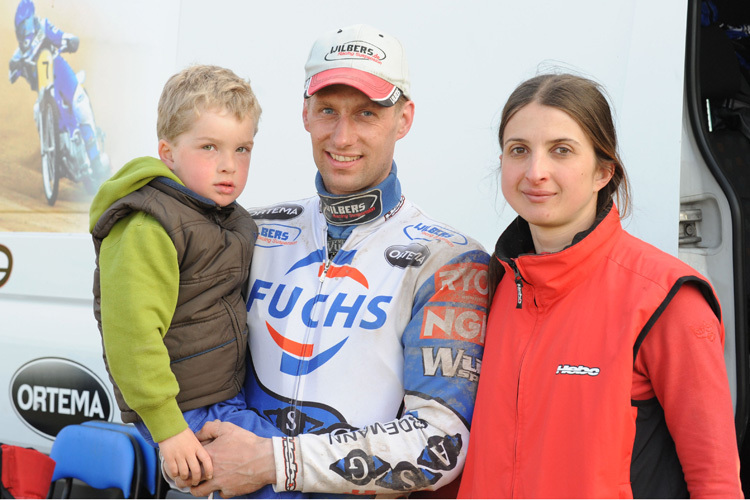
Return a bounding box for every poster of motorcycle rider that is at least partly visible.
[0,0,178,233]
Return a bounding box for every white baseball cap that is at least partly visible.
[304,24,411,107]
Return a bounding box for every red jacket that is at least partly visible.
[458,205,737,498]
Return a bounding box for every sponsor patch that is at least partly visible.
[325,41,386,65]
[417,434,462,471]
[403,223,468,246]
[250,203,304,221]
[385,243,430,268]
[433,263,489,307]
[282,437,299,491]
[421,307,487,345]
[256,223,301,248]
[422,347,481,381]
[319,191,382,226]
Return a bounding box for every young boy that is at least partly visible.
[90,65,260,486]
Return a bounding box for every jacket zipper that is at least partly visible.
[510,260,523,309]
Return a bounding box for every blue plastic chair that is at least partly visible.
[49,424,143,498]
[82,420,162,498]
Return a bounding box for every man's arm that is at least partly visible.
[190,249,488,496]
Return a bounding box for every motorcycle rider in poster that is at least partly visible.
[9,0,110,205]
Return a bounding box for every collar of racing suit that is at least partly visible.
[315,161,403,244]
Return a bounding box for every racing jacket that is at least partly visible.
[245,194,489,495]
[458,204,727,499]
[9,18,78,91]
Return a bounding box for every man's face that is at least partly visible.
[303,85,414,195]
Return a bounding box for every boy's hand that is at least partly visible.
[159,428,214,486]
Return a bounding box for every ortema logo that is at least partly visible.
[10,358,113,439]
[385,243,430,268]
[325,40,385,65]
[247,249,393,376]
[257,223,301,248]
[556,364,601,376]
[250,203,304,221]
[404,223,468,247]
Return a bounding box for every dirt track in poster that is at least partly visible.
[0,2,92,233]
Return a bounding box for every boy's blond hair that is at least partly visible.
[157,65,262,142]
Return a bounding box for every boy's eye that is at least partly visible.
[202,144,216,151]
[236,146,248,153]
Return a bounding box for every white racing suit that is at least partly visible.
[245,195,489,496]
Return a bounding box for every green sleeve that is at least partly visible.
[99,211,188,443]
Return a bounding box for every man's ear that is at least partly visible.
[302,98,311,132]
[158,139,176,170]
[395,100,415,140]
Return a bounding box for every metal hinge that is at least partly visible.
[679,208,702,245]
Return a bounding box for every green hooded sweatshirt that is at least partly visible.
[90,157,188,442]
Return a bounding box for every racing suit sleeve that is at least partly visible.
[633,283,743,498]
[100,211,188,443]
[270,249,489,495]
[9,49,23,83]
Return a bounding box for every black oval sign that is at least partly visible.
[10,358,113,439]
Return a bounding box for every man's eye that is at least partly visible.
[361,110,374,117]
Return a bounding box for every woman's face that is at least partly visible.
[500,102,612,252]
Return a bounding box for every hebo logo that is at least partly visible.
[556,364,601,376]
[248,249,393,375]
[10,358,113,439]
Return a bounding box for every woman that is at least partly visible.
[458,73,742,498]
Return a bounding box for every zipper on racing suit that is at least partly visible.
[287,224,336,432]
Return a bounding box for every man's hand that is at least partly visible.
[159,428,213,487]
[184,420,277,498]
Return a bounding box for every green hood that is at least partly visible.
[88,156,182,232]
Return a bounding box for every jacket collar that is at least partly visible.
[495,203,623,304]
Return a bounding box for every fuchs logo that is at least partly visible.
[556,364,600,376]
[249,203,304,221]
[257,223,301,248]
[403,223,468,247]
[385,243,430,268]
[320,192,382,226]
[10,358,113,439]
[326,40,385,65]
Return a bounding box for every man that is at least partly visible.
[186,24,489,498]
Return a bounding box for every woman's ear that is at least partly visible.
[595,162,615,191]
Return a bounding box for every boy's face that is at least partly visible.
[158,108,256,207]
